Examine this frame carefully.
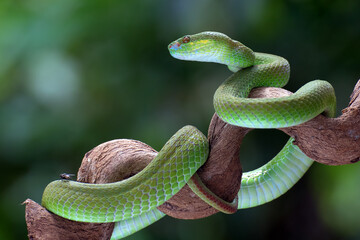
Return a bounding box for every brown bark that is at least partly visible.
[25,80,360,239]
[25,140,157,240]
[280,81,360,165]
[24,199,113,240]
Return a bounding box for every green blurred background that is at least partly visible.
[1,0,359,239]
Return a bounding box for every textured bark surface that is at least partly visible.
[25,80,360,239]
[24,199,113,240]
[248,83,360,165]
[24,139,157,240]
[280,81,360,165]
[77,139,158,183]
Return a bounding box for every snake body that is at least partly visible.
[42,126,208,222]
[41,32,336,239]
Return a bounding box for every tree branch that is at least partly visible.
[280,80,360,165]
[25,80,360,239]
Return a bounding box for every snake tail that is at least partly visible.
[187,173,238,214]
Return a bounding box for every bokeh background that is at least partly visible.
[1,0,359,239]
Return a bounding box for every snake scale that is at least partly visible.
[41,32,336,239]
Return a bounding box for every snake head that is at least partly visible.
[168,32,220,62]
[168,31,255,69]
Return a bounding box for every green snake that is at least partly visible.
[41,32,336,239]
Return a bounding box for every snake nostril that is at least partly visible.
[169,42,181,50]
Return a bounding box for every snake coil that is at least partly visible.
[41,31,336,239]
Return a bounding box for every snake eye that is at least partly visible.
[182,35,191,43]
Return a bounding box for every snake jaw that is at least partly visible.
[168,42,217,62]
